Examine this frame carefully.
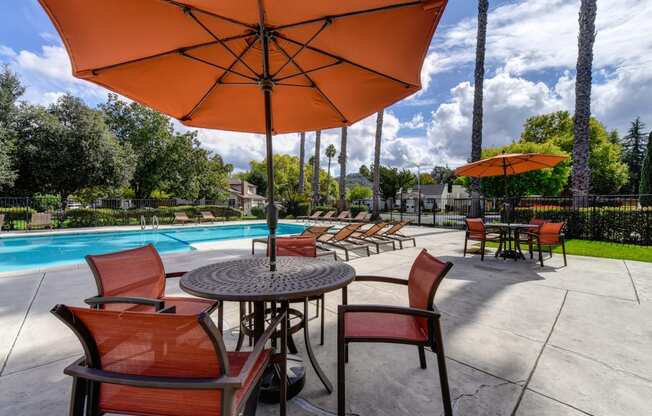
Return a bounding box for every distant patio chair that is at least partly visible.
[379,220,416,248]
[340,211,370,223]
[200,210,217,223]
[528,222,567,267]
[516,218,550,249]
[463,218,503,261]
[337,249,453,416]
[85,244,221,328]
[174,211,192,225]
[332,211,352,222]
[298,210,323,222]
[349,222,396,252]
[51,304,287,416]
[27,212,53,230]
[315,210,336,222]
[251,225,335,259]
[317,223,371,261]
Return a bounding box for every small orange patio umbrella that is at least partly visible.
[454,152,568,197]
[39,0,448,270]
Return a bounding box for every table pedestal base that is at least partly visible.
[259,354,306,403]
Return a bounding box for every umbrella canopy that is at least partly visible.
[454,153,568,178]
[39,0,448,270]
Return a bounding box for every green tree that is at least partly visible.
[13,95,134,200]
[0,65,23,190]
[418,173,435,185]
[521,112,628,194]
[460,142,571,197]
[639,132,652,206]
[347,184,372,203]
[312,130,321,205]
[359,164,371,180]
[621,117,648,193]
[338,127,348,211]
[325,143,337,183]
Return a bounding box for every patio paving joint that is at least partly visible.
[525,388,596,416]
[510,289,569,416]
[622,260,641,304]
[444,356,526,386]
[0,272,46,377]
[0,352,80,379]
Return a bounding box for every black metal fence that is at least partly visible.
[0,197,241,230]
[373,195,652,246]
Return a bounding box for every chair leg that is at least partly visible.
[248,302,253,346]
[418,345,427,369]
[235,302,246,352]
[432,319,453,416]
[337,306,346,416]
[480,240,485,261]
[562,239,567,266]
[217,304,224,334]
[69,377,86,416]
[463,236,468,257]
[538,241,544,267]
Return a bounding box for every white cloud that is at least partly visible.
[401,113,425,129]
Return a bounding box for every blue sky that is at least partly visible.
[1,0,651,174]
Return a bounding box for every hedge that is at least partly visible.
[350,204,368,217]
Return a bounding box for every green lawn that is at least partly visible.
[484,239,652,263]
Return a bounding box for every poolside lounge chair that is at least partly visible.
[27,212,53,230]
[51,305,287,416]
[200,210,217,223]
[340,211,370,223]
[174,211,192,225]
[463,218,503,261]
[298,210,323,222]
[379,220,416,248]
[315,210,336,222]
[251,225,336,259]
[338,249,453,416]
[331,211,352,222]
[527,222,567,267]
[349,222,396,252]
[317,223,371,261]
[85,244,222,328]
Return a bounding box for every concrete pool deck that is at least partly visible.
[0,224,651,415]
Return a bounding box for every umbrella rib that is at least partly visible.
[271,38,348,123]
[180,52,258,81]
[274,61,343,82]
[181,38,259,121]
[159,0,257,30]
[273,1,424,31]
[184,9,260,78]
[275,33,417,88]
[270,20,330,79]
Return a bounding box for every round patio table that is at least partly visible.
[180,256,356,399]
[490,223,540,260]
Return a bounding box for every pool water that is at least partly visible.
[0,223,306,272]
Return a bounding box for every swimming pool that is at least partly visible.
[0,223,306,273]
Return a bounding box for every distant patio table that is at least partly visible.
[490,223,541,261]
[180,256,355,400]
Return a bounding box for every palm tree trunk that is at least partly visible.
[572,0,597,201]
[298,132,305,194]
[339,126,348,211]
[312,130,321,206]
[470,0,488,218]
[372,110,383,220]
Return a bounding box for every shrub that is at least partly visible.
[312,205,333,214]
[250,206,266,219]
[350,204,368,217]
[0,207,34,230]
[32,194,61,212]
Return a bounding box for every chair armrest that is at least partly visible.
[84,296,165,311]
[63,360,241,389]
[355,275,408,286]
[238,311,287,380]
[165,271,186,278]
[339,304,441,319]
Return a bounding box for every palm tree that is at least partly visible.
[372,110,383,220]
[470,0,488,217]
[312,130,321,205]
[298,132,305,194]
[338,126,348,211]
[325,143,337,196]
[572,0,597,200]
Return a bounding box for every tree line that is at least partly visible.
[0,66,232,204]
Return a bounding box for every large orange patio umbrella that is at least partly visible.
[39,0,448,270]
[454,152,568,198]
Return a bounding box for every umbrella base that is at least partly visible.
[259,354,306,403]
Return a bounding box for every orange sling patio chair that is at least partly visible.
[337,249,453,416]
[463,218,503,261]
[528,222,567,267]
[51,305,288,416]
[85,244,222,329]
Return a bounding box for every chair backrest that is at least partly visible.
[51,305,227,416]
[322,211,336,219]
[361,222,386,238]
[336,211,350,219]
[86,244,166,310]
[528,218,550,233]
[301,225,330,237]
[175,212,189,219]
[201,211,215,218]
[537,222,565,244]
[353,211,367,220]
[384,221,408,235]
[465,218,485,235]
[31,212,51,225]
[310,210,323,218]
[268,236,317,257]
[407,249,453,336]
[332,223,363,241]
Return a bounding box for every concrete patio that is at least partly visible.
[1,224,651,416]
